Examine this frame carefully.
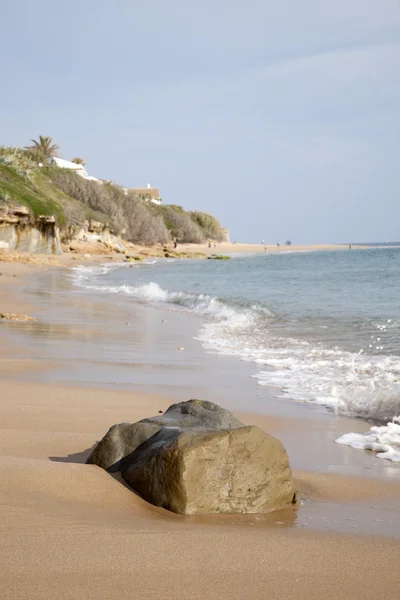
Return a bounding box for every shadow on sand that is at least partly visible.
[49,448,93,463]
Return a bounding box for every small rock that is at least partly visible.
[0,312,37,322]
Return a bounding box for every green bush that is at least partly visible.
[0,164,63,219]
[0,146,37,173]
[45,168,169,245]
[188,211,224,241]
[156,205,204,243]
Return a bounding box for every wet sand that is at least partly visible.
[1,258,400,599]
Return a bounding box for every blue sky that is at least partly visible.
[1,0,399,243]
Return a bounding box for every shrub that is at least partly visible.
[45,168,123,230]
[45,168,170,245]
[157,206,204,243]
[188,211,224,241]
[0,146,37,174]
[123,191,169,245]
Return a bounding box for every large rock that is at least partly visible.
[86,421,161,472]
[86,399,242,471]
[87,399,297,515]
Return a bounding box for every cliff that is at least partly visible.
[0,149,226,254]
[0,204,61,253]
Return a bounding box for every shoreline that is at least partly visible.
[170,242,352,255]
[1,254,400,599]
[0,241,365,268]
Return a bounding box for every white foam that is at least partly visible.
[75,275,400,439]
[336,418,400,463]
[199,318,400,425]
[82,280,261,326]
[71,262,128,282]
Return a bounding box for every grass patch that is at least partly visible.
[207,254,230,260]
[0,164,63,219]
[125,255,143,262]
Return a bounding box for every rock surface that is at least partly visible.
[0,205,62,254]
[87,399,297,515]
[0,312,37,322]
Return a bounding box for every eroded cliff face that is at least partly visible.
[0,205,62,254]
[68,219,128,254]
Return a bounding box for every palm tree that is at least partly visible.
[25,136,59,163]
[71,157,86,166]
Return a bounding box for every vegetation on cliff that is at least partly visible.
[0,163,64,221]
[25,136,60,164]
[0,142,225,246]
[188,211,224,242]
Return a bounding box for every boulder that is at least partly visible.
[87,399,297,515]
[87,421,161,472]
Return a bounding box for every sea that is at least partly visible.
[73,247,400,462]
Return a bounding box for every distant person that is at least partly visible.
[261,240,264,245]
[349,243,352,249]
[173,237,178,249]
[208,241,211,248]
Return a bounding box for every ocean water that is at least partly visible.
[73,248,400,462]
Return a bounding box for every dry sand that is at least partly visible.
[177,242,350,255]
[1,256,399,600]
[1,380,400,600]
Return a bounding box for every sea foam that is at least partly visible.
[336,418,400,463]
[75,274,400,461]
[83,280,260,325]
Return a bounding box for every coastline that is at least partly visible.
[1,255,400,599]
[171,242,352,255]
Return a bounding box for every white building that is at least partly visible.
[51,157,101,183]
[129,183,162,204]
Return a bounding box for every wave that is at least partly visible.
[71,262,128,282]
[76,277,400,460]
[71,259,161,282]
[81,280,268,325]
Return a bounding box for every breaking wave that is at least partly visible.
[76,275,400,462]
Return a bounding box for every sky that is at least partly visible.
[1,0,400,243]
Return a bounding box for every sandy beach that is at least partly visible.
[1,254,399,600]
[178,242,351,255]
